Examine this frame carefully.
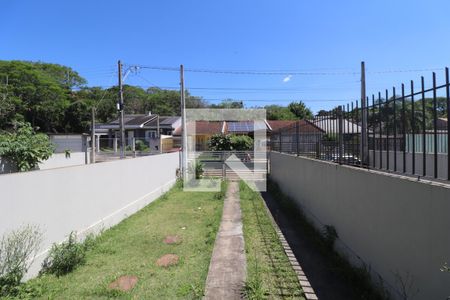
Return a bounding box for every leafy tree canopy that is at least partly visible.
[210,99,244,109]
[0,60,84,132]
[288,101,313,119]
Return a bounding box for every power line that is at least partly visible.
[125,64,446,76]
[203,98,346,102]
[130,65,360,75]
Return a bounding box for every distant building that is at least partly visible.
[267,120,325,153]
[172,119,324,152]
[94,114,181,151]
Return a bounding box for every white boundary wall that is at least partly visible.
[270,151,450,300]
[38,152,89,170]
[0,152,179,278]
[1,153,89,174]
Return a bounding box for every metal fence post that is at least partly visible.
[279,131,282,153]
[433,72,438,178]
[421,77,426,177]
[411,80,416,175]
[393,87,397,172]
[386,89,390,171]
[402,84,406,173]
[338,106,343,165]
[296,121,299,156]
[446,67,450,181]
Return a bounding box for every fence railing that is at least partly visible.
[271,67,450,181]
[190,150,267,179]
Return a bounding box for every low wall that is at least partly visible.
[0,152,179,278]
[1,152,89,174]
[270,151,450,300]
[38,152,89,170]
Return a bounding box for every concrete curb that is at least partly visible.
[261,195,319,300]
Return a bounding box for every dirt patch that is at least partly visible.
[156,254,179,267]
[108,275,138,292]
[163,235,182,245]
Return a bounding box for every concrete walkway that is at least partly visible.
[204,181,246,300]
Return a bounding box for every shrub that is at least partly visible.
[0,122,54,172]
[135,139,149,151]
[0,225,43,297]
[230,134,253,151]
[208,134,233,151]
[194,161,204,179]
[41,232,89,277]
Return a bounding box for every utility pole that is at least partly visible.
[180,65,187,179]
[118,60,125,159]
[91,107,96,163]
[360,61,368,166]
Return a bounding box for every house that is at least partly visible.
[172,119,324,152]
[438,117,448,131]
[94,114,181,152]
[268,120,325,153]
[172,121,226,150]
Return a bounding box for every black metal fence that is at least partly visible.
[271,67,450,182]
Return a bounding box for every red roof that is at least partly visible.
[172,121,225,136]
[268,120,324,133]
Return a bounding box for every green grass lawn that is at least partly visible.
[240,181,304,300]
[16,181,224,299]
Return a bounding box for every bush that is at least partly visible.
[0,122,54,172]
[0,225,43,297]
[41,232,90,277]
[208,134,233,151]
[135,140,149,151]
[230,135,253,151]
[194,161,204,179]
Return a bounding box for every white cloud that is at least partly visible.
[283,75,292,83]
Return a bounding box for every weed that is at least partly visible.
[213,180,227,200]
[40,232,89,276]
[0,224,43,297]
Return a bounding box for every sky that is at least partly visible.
[1,0,450,113]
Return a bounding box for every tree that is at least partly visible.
[288,101,313,119]
[0,61,86,132]
[265,105,297,120]
[210,99,244,109]
[0,122,54,171]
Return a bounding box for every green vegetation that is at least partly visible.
[0,225,43,297]
[208,134,233,151]
[267,179,390,300]
[265,101,313,120]
[208,134,254,151]
[230,135,253,151]
[240,181,304,299]
[0,60,317,133]
[209,99,244,109]
[0,60,207,133]
[134,140,149,152]
[40,232,95,277]
[7,181,225,299]
[0,122,54,171]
